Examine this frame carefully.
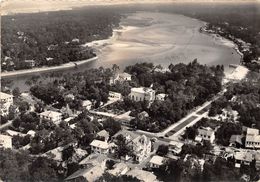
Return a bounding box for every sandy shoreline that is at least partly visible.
[1,56,98,78]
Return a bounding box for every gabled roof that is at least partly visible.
[97,130,109,139]
[126,169,157,182]
[131,87,155,94]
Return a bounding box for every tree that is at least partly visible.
[114,134,133,159]
[156,145,169,156]
[103,118,121,137]
[12,87,21,98]
[0,115,8,125]
[62,145,75,161]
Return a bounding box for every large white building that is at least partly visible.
[129,87,155,102]
[40,110,62,124]
[109,72,132,85]
[0,134,12,148]
[0,92,13,116]
[197,127,215,143]
[245,128,260,149]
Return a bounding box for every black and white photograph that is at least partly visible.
[0,0,260,181]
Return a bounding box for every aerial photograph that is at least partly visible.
[0,0,260,181]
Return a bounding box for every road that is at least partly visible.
[0,121,12,131]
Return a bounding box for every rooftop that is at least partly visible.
[198,127,215,136]
[150,155,165,166]
[131,87,155,94]
[247,128,259,135]
[90,139,109,149]
[97,130,109,139]
[234,152,253,162]
[40,110,62,118]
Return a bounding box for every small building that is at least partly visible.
[90,139,109,154]
[245,128,260,149]
[27,130,36,138]
[82,100,92,110]
[197,127,215,143]
[129,87,155,103]
[96,130,110,142]
[149,155,166,168]
[155,93,167,101]
[24,60,35,68]
[0,134,12,148]
[0,92,13,116]
[169,140,184,155]
[234,151,253,168]
[109,91,122,100]
[40,111,62,124]
[137,111,149,120]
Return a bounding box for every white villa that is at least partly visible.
[0,92,13,116]
[109,72,132,85]
[40,110,62,124]
[245,128,260,149]
[109,91,122,100]
[197,127,215,143]
[0,134,12,148]
[169,140,184,155]
[129,87,155,103]
[90,139,109,154]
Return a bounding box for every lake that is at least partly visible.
[2,11,241,91]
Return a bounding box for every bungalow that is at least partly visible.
[197,127,215,143]
[0,134,12,148]
[90,139,109,154]
[129,87,155,103]
[40,110,62,124]
[149,155,166,168]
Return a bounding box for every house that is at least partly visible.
[109,91,122,100]
[129,87,155,103]
[107,162,129,176]
[169,140,184,155]
[24,60,35,68]
[126,169,157,182]
[155,93,167,101]
[0,92,13,116]
[245,128,260,149]
[65,164,104,182]
[27,130,36,138]
[40,110,62,124]
[82,100,92,110]
[234,151,253,168]
[197,127,215,143]
[96,130,110,142]
[90,139,109,154]
[254,153,260,170]
[113,130,152,163]
[149,155,166,168]
[0,134,12,148]
[109,72,131,85]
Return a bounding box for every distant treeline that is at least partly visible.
[1,7,121,71]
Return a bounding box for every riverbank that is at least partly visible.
[1,56,98,78]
